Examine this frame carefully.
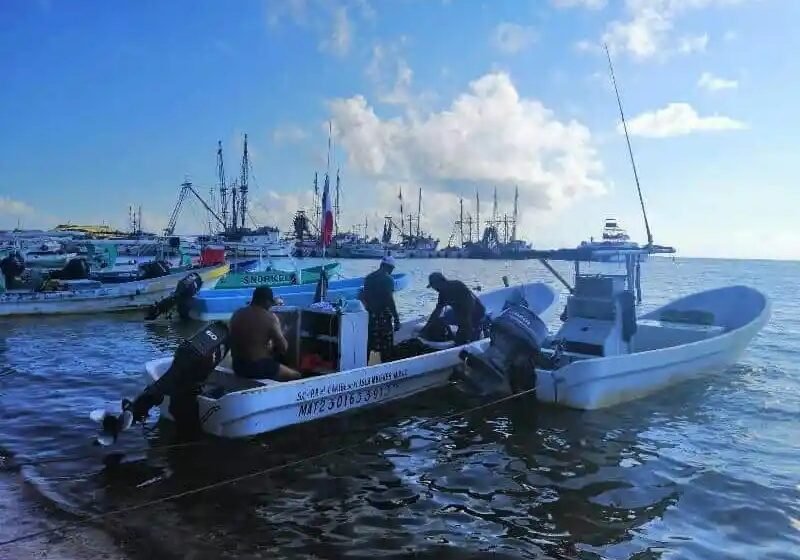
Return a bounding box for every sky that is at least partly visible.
[1,0,798,260]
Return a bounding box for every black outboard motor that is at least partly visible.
[139,260,171,280]
[144,272,203,321]
[0,251,25,289]
[457,304,549,397]
[93,321,229,445]
[49,257,90,280]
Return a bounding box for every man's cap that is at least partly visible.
[381,255,396,268]
[427,272,446,288]
[252,285,276,305]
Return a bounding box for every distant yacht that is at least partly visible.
[579,218,644,262]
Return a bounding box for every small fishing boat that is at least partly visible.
[23,242,77,269]
[93,281,557,441]
[213,262,340,290]
[460,248,770,409]
[190,273,411,321]
[0,263,230,316]
[458,48,763,409]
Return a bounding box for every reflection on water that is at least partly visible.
[1,258,799,558]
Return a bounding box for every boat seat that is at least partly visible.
[211,366,283,388]
[634,319,725,351]
[637,318,724,334]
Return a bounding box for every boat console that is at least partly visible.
[554,274,636,358]
[271,302,369,374]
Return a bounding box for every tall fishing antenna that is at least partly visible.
[326,121,332,173]
[604,43,653,246]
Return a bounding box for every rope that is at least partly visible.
[0,386,536,548]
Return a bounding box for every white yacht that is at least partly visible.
[578,218,644,263]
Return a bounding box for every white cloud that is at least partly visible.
[366,43,414,105]
[0,196,34,217]
[272,124,308,144]
[249,189,316,232]
[551,0,607,9]
[574,39,602,54]
[0,196,51,230]
[491,23,538,54]
[329,72,606,213]
[698,72,738,92]
[678,33,708,53]
[603,0,747,60]
[623,102,746,137]
[270,1,359,58]
[267,0,308,27]
[319,6,352,57]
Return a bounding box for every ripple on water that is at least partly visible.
[0,258,799,558]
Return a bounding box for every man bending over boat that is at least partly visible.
[423,272,486,345]
[360,255,401,362]
[229,286,302,381]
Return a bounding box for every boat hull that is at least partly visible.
[144,281,558,437]
[213,263,341,290]
[0,264,229,316]
[535,286,771,409]
[190,272,411,322]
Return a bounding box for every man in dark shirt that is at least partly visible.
[229,286,302,381]
[360,256,400,362]
[424,272,486,345]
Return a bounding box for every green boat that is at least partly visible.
[213,262,341,290]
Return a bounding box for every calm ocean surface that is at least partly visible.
[1,257,799,559]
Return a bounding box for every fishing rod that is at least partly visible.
[604,43,653,247]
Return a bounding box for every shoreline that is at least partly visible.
[0,470,128,560]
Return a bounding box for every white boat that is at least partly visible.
[0,263,230,316]
[578,218,645,263]
[461,248,770,410]
[23,241,78,269]
[138,281,557,438]
[347,242,391,259]
[224,227,293,258]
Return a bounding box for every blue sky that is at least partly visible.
[1,0,798,259]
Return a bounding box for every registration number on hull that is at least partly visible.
[297,382,401,418]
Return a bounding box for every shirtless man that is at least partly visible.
[228,286,302,381]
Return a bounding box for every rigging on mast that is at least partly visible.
[239,133,249,231]
[217,141,228,232]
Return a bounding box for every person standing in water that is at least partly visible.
[229,286,302,381]
[424,272,486,345]
[360,255,401,362]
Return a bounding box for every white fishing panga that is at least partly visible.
[460,247,771,410]
[0,263,230,317]
[92,282,557,441]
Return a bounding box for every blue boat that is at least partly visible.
[189,272,411,321]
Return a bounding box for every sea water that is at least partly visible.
[0,257,798,559]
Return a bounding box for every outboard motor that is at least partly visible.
[139,260,171,280]
[145,272,203,321]
[49,257,90,280]
[0,251,25,289]
[92,321,229,445]
[457,304,550,397]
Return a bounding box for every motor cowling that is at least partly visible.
[139,260,171,280]
[144,272,203,321]
[94,321,229,445]
[49,257,90,280]
[457,304,549,397]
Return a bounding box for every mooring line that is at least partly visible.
[0,387,536,548]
